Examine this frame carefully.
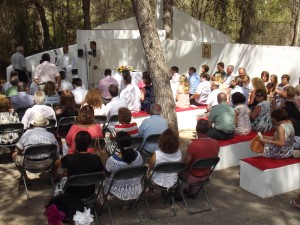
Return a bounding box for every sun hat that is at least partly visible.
[30,113,50,126]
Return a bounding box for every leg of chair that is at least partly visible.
[201,186,212,212]
[135,200,144,224]
[92,203,100,225]
[22,176,30,199]
[144,192,152,219]
[106,202,114,225]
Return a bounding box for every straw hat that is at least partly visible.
[30,113,49,126]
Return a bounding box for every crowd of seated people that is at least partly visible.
[2,63,300,210]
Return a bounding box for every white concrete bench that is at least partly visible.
[240,156,300,198]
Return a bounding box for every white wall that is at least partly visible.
[172,7,232,43]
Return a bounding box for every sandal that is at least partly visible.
[290,199,300,208]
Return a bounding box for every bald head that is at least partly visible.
[150,103,162,115]
[217,92,227,103]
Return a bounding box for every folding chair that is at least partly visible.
[103,115,118,133]
[56,116,77,138]
[143,162,186,219]
[130,136,144,152]
[100,165,148,225]
[64,172,106,225]
[139,134,161,154]
[0,123,24,148]
[46,118,57,133]
[95,115,107,126]
[179,157,220,214]
[19,144,58,199]
[16,107,30,121]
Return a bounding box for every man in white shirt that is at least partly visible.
[206,82,221,112]
[71,78,88,105]
[34,53,61,91]
[169,66,180,100]
[120,70,141,112]
[105,84,128,119]
[88,41,102,88]
[56,45,76,82]
[190,73,211,106]
[224,65,235,86]
[21,91,56,129]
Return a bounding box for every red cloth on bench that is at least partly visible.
[131,106,206,118]
[241,156,300,170]
[217,130,276,147]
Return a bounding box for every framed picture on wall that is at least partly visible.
[202,44,211,58]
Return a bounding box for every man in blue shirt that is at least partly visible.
[138,103,168,154]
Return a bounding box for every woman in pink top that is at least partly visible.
[66,105,103,154]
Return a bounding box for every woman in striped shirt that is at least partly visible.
[114,107,139,137]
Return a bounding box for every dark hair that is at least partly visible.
[123,71,132,84]
[261,71,269,81]
[232,92,246,105]
[281,74,290,82]
[72,78,82,87]
[104,69,112,76]
[109,84,118,97]
[159,128,179,154]
[201,72,209,80]
[41,53,50,62]
[45,194,84,224]
[10,70,19,77]
[142,72,152,85]
[171,66,179,73]
[44,81,56,97]
[118,107,132,124]
[90,41,96,46]
[60,90,76,109]
[202,64,209,73]
[10,76,19,86]
[59,71,66,80]
[271,109,289,122]
[189,67,196,73]
[115,131,136,164]
[77,105,94,125]
[217,62,224,68]
[284,101,300,120]
[255,89,267,100]
[75,131,91,152]
[234,77,243,87]
[196,119,209,134]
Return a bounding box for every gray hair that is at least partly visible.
[34,91,45,105]
[150,103,162,115]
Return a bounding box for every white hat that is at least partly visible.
[30,113,49,126]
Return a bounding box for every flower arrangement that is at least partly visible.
[116,65,134,72]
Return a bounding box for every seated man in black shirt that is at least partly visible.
[55,131,104,198]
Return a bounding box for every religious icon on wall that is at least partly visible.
[202,44,211,58]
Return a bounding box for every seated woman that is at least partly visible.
[250,89,272,133]
[82,88,106,116]
[261,71,269,86]
[259,109,294,159]
[148,128,182,189]
[103,131,144,200]
[248,77,266,109]
[114,107,138,137]
[54,131,104,198]
[55,90,78,122]
[140,72,155,113]
[44,81,60,106]
[66,105,103,154]
[175,74,190,108]
[45,194,94,225]
[232,92,251,135]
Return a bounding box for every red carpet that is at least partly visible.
[217,129,276,147]
[241,156,300,170]
[131,106,206,118]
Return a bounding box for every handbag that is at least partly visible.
[94,138,108,165]
[250,136,265,153]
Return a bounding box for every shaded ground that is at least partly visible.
[0,129,299,225]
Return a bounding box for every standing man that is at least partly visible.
[188,67,200,103]
[56,45,76,82]
[88,41,101,88]
[34,53,61,91]
[98,69,118,104]
[11,46,29,84]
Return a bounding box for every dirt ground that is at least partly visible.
[0,129,299,225]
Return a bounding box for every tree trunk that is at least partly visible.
[286,0,300,46]
[163,0,173,39]
[131,0,178,131]
[33,0,50,50]
[82,0,91,29]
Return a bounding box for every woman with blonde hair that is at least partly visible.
[176,74,190,108]
[248,77,266,106]
[82,88,106,116]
